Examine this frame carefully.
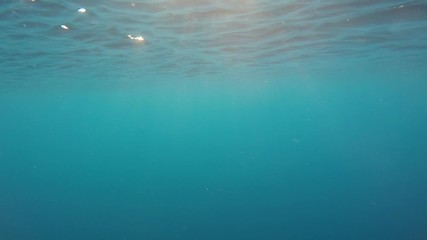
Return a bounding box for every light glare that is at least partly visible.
[127,34,144,42]
[78,8,87,13]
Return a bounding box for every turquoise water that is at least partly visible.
[1,1,427,239]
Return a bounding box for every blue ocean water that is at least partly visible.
[1,1,427,239]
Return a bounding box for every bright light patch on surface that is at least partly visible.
[127,35,144,42]
[77,8,86,13]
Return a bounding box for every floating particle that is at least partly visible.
[61,24,69,30]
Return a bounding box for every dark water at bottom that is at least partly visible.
[1,67,427,240]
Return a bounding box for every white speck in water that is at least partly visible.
[77,8,86,13]
[127,34,144,42]
[61,24,69,30]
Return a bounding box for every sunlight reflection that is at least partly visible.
[77,8,86,14]
[127,35,145,42]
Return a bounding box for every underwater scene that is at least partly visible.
[1,1,427,239]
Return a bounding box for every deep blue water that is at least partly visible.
[1,1,427,239]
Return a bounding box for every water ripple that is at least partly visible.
[0,0,426,86]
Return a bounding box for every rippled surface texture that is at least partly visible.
[1,0,427,84]
[1,1,427,240]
